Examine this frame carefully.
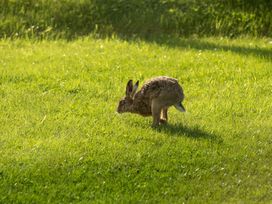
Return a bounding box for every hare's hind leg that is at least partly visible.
[160,108,168,124]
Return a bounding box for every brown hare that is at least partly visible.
[117,76,185,127]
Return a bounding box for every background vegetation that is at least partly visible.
[0,0,272,39]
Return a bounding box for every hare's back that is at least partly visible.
[140,76,184,100]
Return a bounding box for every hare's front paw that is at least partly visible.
[151,121,160,128]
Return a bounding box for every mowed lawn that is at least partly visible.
[0,37,271,203]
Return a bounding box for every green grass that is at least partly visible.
[0,37,271,203]
[1,0,272,39]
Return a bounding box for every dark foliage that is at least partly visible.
[0,0,271,39]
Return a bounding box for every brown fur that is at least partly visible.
[117,76,185,127]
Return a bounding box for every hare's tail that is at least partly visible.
[174,102,186,112]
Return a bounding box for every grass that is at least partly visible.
[0,36,271,203]
[1,0,272,39]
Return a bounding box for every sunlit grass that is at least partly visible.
[0,37,271,203]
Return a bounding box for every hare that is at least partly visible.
[117,76,185,127]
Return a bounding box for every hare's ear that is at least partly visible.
[131,81,139,98]
[126,80,133,96]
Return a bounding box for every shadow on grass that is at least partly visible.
[154,123,223,143]
[123,36,272,60]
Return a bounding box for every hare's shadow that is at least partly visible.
[154,123,223,143]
